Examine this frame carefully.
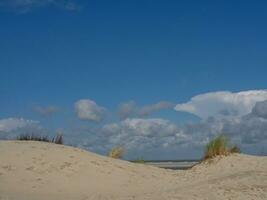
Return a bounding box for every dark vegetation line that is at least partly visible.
[16,133,63,145]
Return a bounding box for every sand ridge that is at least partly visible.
[0,141,266,200]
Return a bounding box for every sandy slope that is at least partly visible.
[0,141,266,200]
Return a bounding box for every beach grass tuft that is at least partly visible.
[204,135,240,159]
[108,146,125,159]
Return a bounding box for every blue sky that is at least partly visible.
[1,0,267,159]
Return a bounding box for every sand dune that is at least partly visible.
[0,141,266,200]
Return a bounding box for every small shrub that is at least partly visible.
[230,145,241,153]
[16,133,63,145]
[204,135,240,160]
[108,146,125,159]
[52,133,63,144]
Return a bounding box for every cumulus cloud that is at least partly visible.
[75,99,106,122]
[175,90,267,119]
[0,0,80,13]
[67,115,267,158]
[2,90,265,159]
[178,100,267,146]
[173,89,267,147]
[223,116,267,144]
[0,118,39,132]
[250,100,267,119]
[74,118,191,155]
[33,105,60,117]
[81,91,267,156]
[64,104,267,158]
[118,101,174,119]
[0,118,43,140]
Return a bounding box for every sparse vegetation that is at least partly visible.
[52,133,63,144]
[16,133,63,145]
[204,135,240,160]
[108,146,125,159]
[132,158,146,164]
[230,145,241,153]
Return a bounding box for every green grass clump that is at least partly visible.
[204,135,240,159]
[108,146,125,159]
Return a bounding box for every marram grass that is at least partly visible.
[204,135,240,159]
[108,146,125,159]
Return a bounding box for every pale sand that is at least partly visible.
[0,141,266,200]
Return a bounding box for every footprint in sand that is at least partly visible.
[25,166,35,171]
[1,165,15,172]
[60,162,72,170]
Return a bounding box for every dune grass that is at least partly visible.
[204,135,240,159]
[108,146,125,159]
[16,133,63,145]
[132,158,146,164]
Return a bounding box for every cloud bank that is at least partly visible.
[175,90,267,119]
[2,90,267,158]
[0,118,42,140]
[71,118,191,156]
[80,90,267,156]
[0,118,39,132]
[173,90,267,147]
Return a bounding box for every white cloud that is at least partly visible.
[179,100,267,146]
[104,118,177,137]
[75,99,106,122]
[65,118,190,155]
[0,118,46,140]
[250,100,267,119]
[64,101,267,158]
[67,114,267,158]
[0,0,80,13]
[101,118,191,150]
[0,118,39,132]
[118,101,174,119]
[84,91,267,156]
[175,90,267,119]
[2,90,264,159]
